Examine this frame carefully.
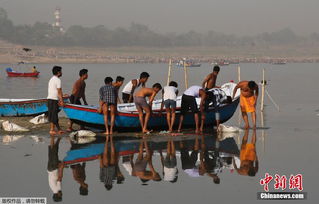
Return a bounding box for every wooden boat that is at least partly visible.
[6,67,39,77]
[63,134,240,165]
[0,97,69,117]
[63,83,239,131]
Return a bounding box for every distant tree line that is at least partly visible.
[1,8,319,47]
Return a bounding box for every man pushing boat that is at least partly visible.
[122,72,150,103]
[134,83,162,134]
[232,81,259,129]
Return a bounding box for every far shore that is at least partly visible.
[1,42,319,64]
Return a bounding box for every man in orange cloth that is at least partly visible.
[233,129,258,177]
[232,80,258,129]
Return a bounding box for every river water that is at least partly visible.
[0,63,318,203]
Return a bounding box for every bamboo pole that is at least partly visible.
[261,69,265,112]
[167,59,172,86]
[237,66,241,82]
[265,89,280,111]
[184,60,188,89]
[237,66,241,126]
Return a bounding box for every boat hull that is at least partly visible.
[0,98,68,117]
[6,71,39,77]
[63,98,239,131]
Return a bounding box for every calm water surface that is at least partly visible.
[0,63,318,203]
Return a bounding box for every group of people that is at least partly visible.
[47,65,259,135]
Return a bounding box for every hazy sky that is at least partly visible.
[0,0,318,36]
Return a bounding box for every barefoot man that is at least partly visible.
[47,66,65,135]
[177,85,207,133]
[134,83,162,133]
[202,65,220,90]
[232,81,258,129]
[99,77,116,135]
[67,69,88,131]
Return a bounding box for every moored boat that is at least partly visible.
[0,97,69,117]
[63,83,240,131]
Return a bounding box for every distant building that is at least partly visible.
[52,7,64,32]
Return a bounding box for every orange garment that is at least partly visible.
[240,95,256,113]
[240,143,256,162]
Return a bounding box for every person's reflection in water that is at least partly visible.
[234,129,259,176]
[47,135,64,202]
[70,163,88,195]
[99,135,120,191]
[160,138,178,183]
[132,139,161,184]
[199,135,222,184]
[179,136,200,177]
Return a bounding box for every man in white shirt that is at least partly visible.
[47,135,64,202]
[160,81,178,132]
[47,66,65,135]
[121,72,149,103]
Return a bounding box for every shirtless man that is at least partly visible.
[232,81,258,129]
[202,65,220,90]
[68,69,88,131]
[134,83,162,133]
[122,72,150,103]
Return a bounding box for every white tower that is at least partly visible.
[53,7,64,32]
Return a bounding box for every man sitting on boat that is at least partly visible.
[178,85,207,133]
[32,66,38,73]
[122,72,150,103]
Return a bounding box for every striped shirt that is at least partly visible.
[99,84,116,104]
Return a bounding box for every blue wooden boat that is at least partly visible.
[63,135,240,165]
[63,97,239,131]
[0,98,69,117]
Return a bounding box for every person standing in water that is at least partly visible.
[160,81,179,132]
[47,66,65,135]
[232,80,259,129]
[134,83,162,133]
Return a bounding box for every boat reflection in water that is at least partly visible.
[46,130,259,202]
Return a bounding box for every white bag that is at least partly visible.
[2,135,24,145]
[29,114,48,124]
[218,124,242,133]
[70,136,96,144]
[69,130,96,137]
[1,121,29,132]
